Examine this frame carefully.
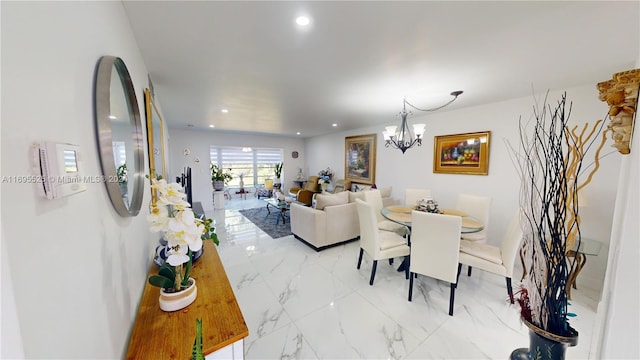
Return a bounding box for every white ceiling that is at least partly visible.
[122,1,639,138]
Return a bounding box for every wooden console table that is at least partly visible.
[126,241,248,359]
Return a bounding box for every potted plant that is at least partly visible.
[116,163,128,196]
[210,164,232,191]
[509,92,608,359]
[274,162,283,185]
[147,178,219,312]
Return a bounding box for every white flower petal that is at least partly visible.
[167,253,190,266]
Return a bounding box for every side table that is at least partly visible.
[566,237,602,300]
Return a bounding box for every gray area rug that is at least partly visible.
[238,207,292,239]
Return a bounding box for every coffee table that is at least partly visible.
[263,198,291,224]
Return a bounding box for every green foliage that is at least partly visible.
[116,163,128,184]
[148,251,195,290]
[182,255,192,288]
[274,162,283,178]
[192,318,204,360]
[210,163,233,184]
[201,217,220,246]
[148,264,175,288]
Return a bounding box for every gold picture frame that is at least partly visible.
[345,134,376,185]
[144,88,167,203]
[433,131,491,175]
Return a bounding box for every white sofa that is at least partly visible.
[290,187,397,251]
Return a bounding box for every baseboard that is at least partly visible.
[293,234,359,252]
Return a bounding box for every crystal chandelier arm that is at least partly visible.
[404,90,463,112]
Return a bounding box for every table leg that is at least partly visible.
[265,203,272,217]
[280,209,286,224]
[519,247,526,281]
[566,250,587,300]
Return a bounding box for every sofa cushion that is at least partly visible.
[315,191,349,210]
[348,191,365,203]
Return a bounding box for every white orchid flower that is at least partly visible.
[152,178,191,208]
[147,204,169,232]
[167,209,203,252]
[166,243,190,266]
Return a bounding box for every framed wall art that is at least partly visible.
[433,131,491,175]
[345,134,376,185]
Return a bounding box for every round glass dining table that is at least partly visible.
[381,205,484,274]
[381,206,484,234]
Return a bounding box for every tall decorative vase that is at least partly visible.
[510,318,578,360]
[159,277,197,312]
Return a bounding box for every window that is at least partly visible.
[112,141,126,167]
[210,146,282,188]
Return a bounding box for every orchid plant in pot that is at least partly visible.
[147,179,219,312]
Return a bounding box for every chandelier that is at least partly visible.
[383,90,463,153]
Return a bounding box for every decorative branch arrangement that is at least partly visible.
[508,92,608,337]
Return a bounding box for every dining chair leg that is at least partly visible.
[506,277,514,304]
[388,258,394,265]
[408,272,414,301]
[357,248,364,269]
[369,260,378,285]
[456,263,462,287]
[467,266,472,276]
[404,255,410,279]
[449,283,456,316]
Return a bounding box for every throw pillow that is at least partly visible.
[348,191,365,203]
[315,191,349,210]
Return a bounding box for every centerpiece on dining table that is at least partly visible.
[415,197,440,213]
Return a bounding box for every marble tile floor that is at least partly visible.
[208,199,601,360]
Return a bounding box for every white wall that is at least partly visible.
[596,59,640,358]
[168,129,305,211]
[1,2,153,358]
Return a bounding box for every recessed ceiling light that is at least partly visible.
[332,123,337,127]
[296,16,310,26]
[109,115,117,119]
[296,132,301,135]
[209,125,215,128]
[221,108,229,113]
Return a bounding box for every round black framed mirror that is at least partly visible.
[94,56,144,217]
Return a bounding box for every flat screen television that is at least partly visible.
[177,167,193,207]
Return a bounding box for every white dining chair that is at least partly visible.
[355,199,410,285]
[458,209,523,303]
[363,189,409,236]
[408,211,461,316]
[456,193,491,243]
[404,188,432,207]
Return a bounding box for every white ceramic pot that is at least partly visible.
[159,278,197,312]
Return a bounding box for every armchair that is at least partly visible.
[289,175,320,198]
[255,178,274,199]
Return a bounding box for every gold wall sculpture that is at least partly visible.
[597,69,640,155]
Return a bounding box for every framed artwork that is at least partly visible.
[144,88,167,203]
[433,131,491,175]
[345,134,376,185]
